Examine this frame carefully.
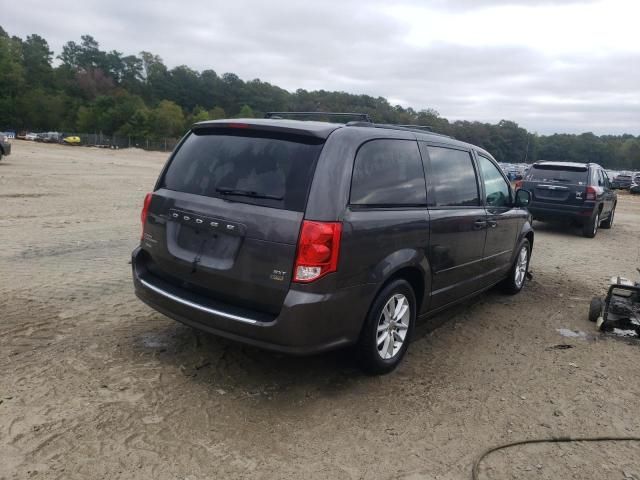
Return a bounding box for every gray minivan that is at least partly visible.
[132,115,534,373]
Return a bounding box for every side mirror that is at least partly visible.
[515,189,531,207]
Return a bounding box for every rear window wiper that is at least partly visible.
[215,187,283,200]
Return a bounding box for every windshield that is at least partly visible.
[161,129,324,211]
[526,165,589,185]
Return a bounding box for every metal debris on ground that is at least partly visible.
[588,270,640,338]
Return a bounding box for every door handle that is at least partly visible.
[474,219,487,230]
[487,220,497,228]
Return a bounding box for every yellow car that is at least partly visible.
[63,136,81,145]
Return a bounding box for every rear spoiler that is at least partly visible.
[191,119,340,139]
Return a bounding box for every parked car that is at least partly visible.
[25,132,38,141]
[132,115,534,374]
[631,175,640,194]
[63,136,81,145]
[36,132,62,143]
[0,132,11,161]
[520,161,616,238]
[613,174,633,190]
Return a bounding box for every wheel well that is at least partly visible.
[525,231,534,249]
[386,267,425,313]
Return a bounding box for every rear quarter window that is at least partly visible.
[161,129,324,211]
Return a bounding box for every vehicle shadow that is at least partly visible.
[531,219,585,238]
[133,291,489,403]
[137,320,363,399]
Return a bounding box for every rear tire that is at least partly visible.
[600,205,615,229]
[588,297,603,322]
[582,211,600,238]
[501,240,530,294]
[356,279,416,375]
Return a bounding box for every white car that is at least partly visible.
[25,132,38,141]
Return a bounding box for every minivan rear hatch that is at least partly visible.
[523,163,589,205]
[139,123,330,316]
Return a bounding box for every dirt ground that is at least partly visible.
[1,142,639,480]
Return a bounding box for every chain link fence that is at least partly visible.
[73,133,180,152]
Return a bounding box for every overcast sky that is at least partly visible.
[5,0,640,134]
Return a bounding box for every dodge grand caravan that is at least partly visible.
[132,115,534,373]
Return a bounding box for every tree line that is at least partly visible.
[1,27,638,169]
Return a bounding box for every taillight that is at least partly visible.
[515,180,523,190]
[585,186,596,200]
[293,221,342,283]
[140,193,153,238]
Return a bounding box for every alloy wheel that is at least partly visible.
[376,294,411,360]
[514,246,528,288]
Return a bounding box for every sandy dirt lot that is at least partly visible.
[1,142,640,480]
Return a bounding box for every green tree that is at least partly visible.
[238,104,254,118]
[619,138,640,169]
[168,65,201,111]
[148,100,185,138]
[0,34,25,128]
[190,106,210,123]
[209,106,226,119]
[22,34,53,87]
[15,89,68,130]
[118,108,150,136]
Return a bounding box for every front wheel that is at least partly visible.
[356,279,416,375]
[501,240,530,294]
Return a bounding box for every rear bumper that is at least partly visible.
[528,201,595,222]
[131,247,374,355]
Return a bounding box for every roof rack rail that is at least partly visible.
[361,123,454,139]
[397,124,433,132]
[265,111,372,122]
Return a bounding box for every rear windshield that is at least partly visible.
[161,129,324,211]
[526,165,588,185]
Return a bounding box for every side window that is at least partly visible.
[425,145,480,207]
[477,155,511,207]
[598,169,607,187]
[350,140,426,206]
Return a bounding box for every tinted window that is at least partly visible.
[478,155,510,207]
[425,146,480,207]
[350,140,426,206]
[161,129,323,211]
[526,165,588,185]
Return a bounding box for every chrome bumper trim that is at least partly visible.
[139,278,258,325]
